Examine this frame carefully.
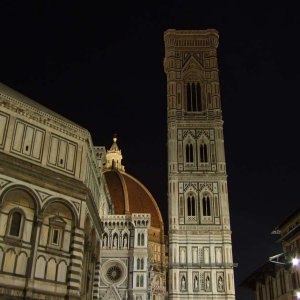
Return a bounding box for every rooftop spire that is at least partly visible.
[105,134,125,172]
[110,133,119,151]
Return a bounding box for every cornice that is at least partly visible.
[164,29,219,50]
[0,83,90,141]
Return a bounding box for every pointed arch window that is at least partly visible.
[137,258,141,270]
[137,233,145,246]
[186,82,202,112]
[185,143,194,163]
[140,275,144,287]
[200,143,208,163]
[136,275,144,287]
[187,195,196,216]
[202,195,211,216]
[141,233,145,246]
[138,233,141,246]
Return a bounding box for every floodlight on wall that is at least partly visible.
[269,253,299,270]
[292,257,299,266]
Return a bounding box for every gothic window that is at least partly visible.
[137,258,141,270]
[202,195,211,216]
[141,233,145,246]
[200,143,208,163]
[137,258,144,270]
[185,143,194,163]
[137,233,145,246]
[187,195,196,216]
[136,275,144,287]
[186,82,202,112]
[9,211,23,237]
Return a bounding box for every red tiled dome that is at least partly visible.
[104,169,164,230]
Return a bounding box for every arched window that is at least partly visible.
[141,233,145,246]
[140,275,144,287]
[200,143,208,163]
[185,143,194,163]
[136,275,140,287]
[186,82,202,112]
[9,211,22,237]
[137,233,141,246]
[137,258,141,270]
[141,258,144,270]
[187,195,196,216]
[202,195,211,216]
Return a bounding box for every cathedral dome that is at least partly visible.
[104,169,164,230]
[102,136,165,243]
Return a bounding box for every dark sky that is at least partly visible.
[1,1,300,299]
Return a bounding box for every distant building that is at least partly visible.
[0,28,235,299]
[240,208,300,299]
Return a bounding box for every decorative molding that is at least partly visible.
[36,190,52,202]
[0,178,11,189]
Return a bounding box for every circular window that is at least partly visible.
[106,265,122,282]
[101,260,127,285]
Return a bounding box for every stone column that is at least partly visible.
[67,227,85,299]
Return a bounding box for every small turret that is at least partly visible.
[105,134,125,172]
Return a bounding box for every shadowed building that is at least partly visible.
[240,208,300,299]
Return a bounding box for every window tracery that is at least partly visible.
[186,82,202,112]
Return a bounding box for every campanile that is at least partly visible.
[164,29,235,299]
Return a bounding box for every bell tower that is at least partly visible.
[164,29,235,299]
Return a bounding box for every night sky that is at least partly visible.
[1,1,300,299]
